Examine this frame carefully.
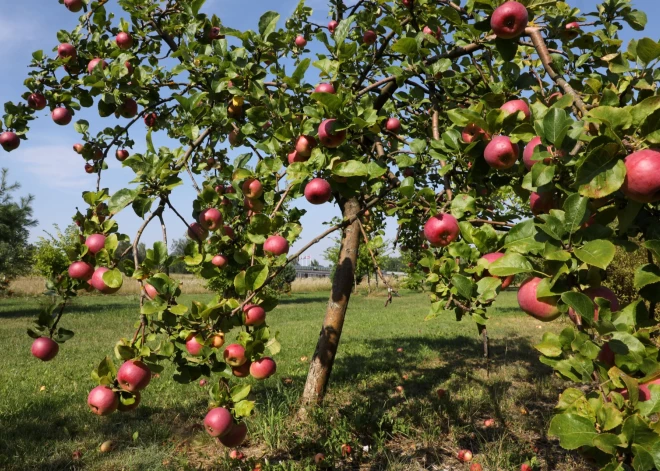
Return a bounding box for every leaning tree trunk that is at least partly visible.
[299,198,361,415]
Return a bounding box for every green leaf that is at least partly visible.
[292,58,310,84]
[574,240,616,269]
[643,240,660,259]
[258,11,279,39]
[636,38,660,64]
[333,15,354,48]
[504,219,545,253]
[234,271,247,296]
[230,384,251,403]
[450,193,476,219]
[535,332,562,357]
[233,399,255,418]
[575,143,626,199]
[102,269,123,289]
[245,265,269,291]
[639,385,660,417]
[593,433,622,455]
[451,274,474,299]
[109,188,137,215]
[488,253,534,276]
[476,276,501,303]
[634,264,660,290]
[561,292,594,323]
[391,37,418,56]
[543,108,571,146]
[548,413,598,450]
[563,194,589,234]
[310,92,342,112]
[74,120,89,134]
[588,107,632,133]
[169,304,188,315]
[333,161,368,177]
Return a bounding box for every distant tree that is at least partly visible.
[380,256,404,273]
[0,169,36,293]
[310,259,320,268]
[169,237,189,273]
[324,233,389,289]
[271,263,297,293]
[34,224,79,279]
[116,241,146,265]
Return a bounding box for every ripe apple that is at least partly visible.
[73,143,84,154]
[294,35,307,47]
[530,191,555,215]
[68,261,94,280]
[27,93,47,110]
[64,0,83,12]
[501,99,531,120]
[87,58,108,74]
[484,418,495,428]
[229,450,245,460]
[223,225,235,240]
[563,22,581,40]
[462,123,489,143]
[314,453,325,464]
[480,252,514,289]
[328,20,339,34]
[423,25,442,39]
[232,361,251,377]
[144,283,158,300]
[119,99,138,118]
[52,107,72,125]
[185,334,204,356]
[204,407,233,437]
[457,449,473,462]
[363,30,377,45]
[517,277,560,322]
[242,178,263,199]
[547,92,563,103]
[621,149,660,203]
[124,61,134,74]
[315,83,336,94]
[211,333,225,349]
[212,254,229,268]
[84,163,95,174]
[295,135,317,157]
[424,213,460,247]
[85,234,106,254]
[116,149,129,161]
[304,178,332,205]
[470,464,484,471]
[341,444,352,456]
[250,357,276,380]
[568,286,619,323]
[57,43,77,59]
[437,388,446,398]
[403,168,414,177]
[87,385,119,416]
[523,136,551,170]
[395,385,404,393]
[0,132,20,152]
[490,1,529,39]
[598,342,615,367]
[187,222,209,242]
[402,0,413,7]
[385,117,401,133]
[288,150,307,164]
[117,360,151,393]
[264,235,289,256]
[484,136,519,169]
[244,304,266,326]
[520,465,532,471]
[117,391,140,412]
[199,379,207,387]
[199,208,222,231]
[99,440,114,452]
[318,119,346,148]
[31,337,59,361]
[116,32,134,50]
[144,112,158,128]
[91,267,121,294]
[224,344,247,367]
[219,422,248,447]
[209,26,223,40]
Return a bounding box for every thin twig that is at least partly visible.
[357,220,394,293]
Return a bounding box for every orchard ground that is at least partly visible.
[0,289,589,471]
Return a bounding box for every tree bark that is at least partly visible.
[299,198,361,414]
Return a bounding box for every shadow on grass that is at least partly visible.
[277,295,329,306]
[0,300,137,319]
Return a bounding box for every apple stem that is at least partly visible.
[49,299,69,338]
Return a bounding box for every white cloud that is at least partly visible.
[17,145,90,191]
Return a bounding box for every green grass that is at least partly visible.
[0,291,590,470]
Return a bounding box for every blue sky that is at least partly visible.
[1,0,658,264]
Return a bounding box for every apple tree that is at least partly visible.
[3,0,660,467]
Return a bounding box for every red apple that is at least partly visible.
[295,135,317,157]
[117,360,151,392]
[621,149,660,203]
[124,61,134,74]
[85,163,95,174]
[117,391,141,412]
[363,30,377,45]
[185,334,204,356]
[484,418,495,428]
[568,286,619,323]
[250,357,276,380]
[31,337,59,361]
[424,213,460,247]
[91,267,122,294]
[328,20,339,34]
[144,112,158,127]
[209,26,223,40]
[304,178,332,205]
[395,385,404,393]
[52,107,72,125]
[484,136,519,169]
[116,149,129,161]
[294,35,307,47]
[64,0,83,12]
[116,32,134,50]
[85,233,106,254]
[212,254,229,268]
[0,132,20,152]
[480,252,514,289]
[229,449,244,460]
[470,464,484,471]
[27,93,47,110]
[598,342,615,367]
[232,361,251,378]
[119,99,138,118]
[501,99,531,120]
[219,422,248,447]
[547,92,563,103]
[563,22,581,40]
[437,388,446,398]
[523,136,550,170]
[314,83,336,94]
[264,235,289,256]
[224,344,247,367]
[288,150,307,164]
[187,222,209,242]
[457,449,473,462]
[385,117,401,133]
[57,43,77,59]
[87,385,119,416]
[530,191,555,215]
[318,119,346,148]
[520,465,532,471]
[314,453,325,464]
[223,225,235,240]
[199,208,222,231]
[199,379,207,387]
[341,444,352,456]
[73,143,84,154]
[204,407,233,437]
[402,0,413,7]
[517,277,560,322]
[423,25,442,39]
[242,178,263,199]
[490,1,529,39]
[244,304,266,326]
[462,123,489,143]
[68,261,94,280]
[144,283,158,300]
[87,58,108,74]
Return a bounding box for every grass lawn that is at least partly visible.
[0,290,590,470]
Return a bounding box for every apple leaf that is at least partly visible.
[634,264,660,290]
[292,58,310,84]
[450,193,476,219]
[636,38,660,64]
[476,277,501,303]
[451,274,474,300]
[574,240,616,269]
[548,413,598,450]
[543,108,572,146]
[563,194,589,234]
[333,161,368,177]
[230,384,251,403]
[391,37,418,56]
[233,399,255,418]
[258,11,280,39]
[310,92,342,112]
[102,268,123,289]
[234,271,247,296]
[245,265,269,291]
[535,332,563,358]
[575,143,625,198]
[488,253,534,276]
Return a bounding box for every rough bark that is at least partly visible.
[299,198,361,414]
